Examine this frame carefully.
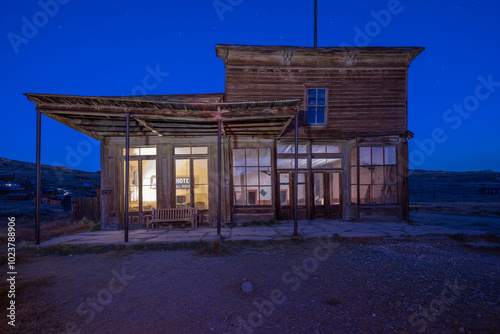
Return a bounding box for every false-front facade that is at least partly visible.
[26,44,424,229]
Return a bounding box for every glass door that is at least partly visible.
[278,171,307,220]
[313,171,342,219]
[175,158,209,210]
[125,159,157,225]
[328,172,342,219]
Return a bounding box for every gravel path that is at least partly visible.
[4,235,500,334]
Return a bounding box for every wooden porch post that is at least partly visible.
[35,109,41,245]
[217,117,222,236]
[293,108,299,236]
[124,113,130,242]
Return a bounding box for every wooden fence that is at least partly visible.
[72,197,100,221]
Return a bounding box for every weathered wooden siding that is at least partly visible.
[225,67,408,138]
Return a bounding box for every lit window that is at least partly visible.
[306,88,327,125]
[122,146,156,156]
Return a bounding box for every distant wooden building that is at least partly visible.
[6,193,30,201]
[26,45,424,229]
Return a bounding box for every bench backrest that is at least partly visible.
[152,208,197,220]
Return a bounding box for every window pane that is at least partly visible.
[233,167,246,186]
[233,149,246,166]
[327,145,340,154]
[372,166,384,184]
[307,107,317,124]
[246,149,259,166]
[350,147,357,166]
[278,145,293,154]
[192,147,208,155]
[175,159,190,178]
[175,159,190,208]
[142,160,156,211]
[326,159,342,169]
[298,159,308,169]
[314,173,324,205]
[312,145,326,153]
[372,185,385,203]
[234,187,246,205]
[330,173,340,205]
[280,173,290,184]
[360,167,371,184]
[360,185,371,204]
[259,186,272,205]
[246,167,259,185]
[317,107,326,124]
[307,89,317,105]
[277,159,293,169]
[385,165,397,184]
[194,184,208,210]
[259,148,271,166]
[385,184,397,204]
[312,158,327,169]
[280,185,290,204]
[140,147,157,155]
[372,147,384,165]
[384,146,396,165]
[259,168,272,186]
[125,161,139,211]
[123,148,140,156]
[176,188,190,208]
[193,159,208,184]
[175,147,190,155]
[247,187,258,205]
[359,147,371,165]
[298,184,306,205]
[298,173,305,183]
[317,89,326,105]
[298,145,308,153]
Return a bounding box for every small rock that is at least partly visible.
[242,281,253,293]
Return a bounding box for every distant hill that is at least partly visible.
[409,169,500,203]
[0,157,100,196]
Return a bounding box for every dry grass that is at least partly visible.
[410,202,500,217]
[197,239,231,256]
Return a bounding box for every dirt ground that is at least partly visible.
[1,235,499,334]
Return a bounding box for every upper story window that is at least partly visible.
[306,88,327,125]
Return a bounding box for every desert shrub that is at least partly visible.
[197,239,230,256]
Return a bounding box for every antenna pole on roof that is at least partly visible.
[314,0,318,47]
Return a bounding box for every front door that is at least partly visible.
[313,171,342,219]
[175,158,209,210]
[125,159,157,226]
[278,171,307,220]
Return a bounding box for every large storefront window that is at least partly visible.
[351,146,397,204]
[174,147,209,210]
[233,148,272,205]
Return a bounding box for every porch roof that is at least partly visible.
[24,93,302,141]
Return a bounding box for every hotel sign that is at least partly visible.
[175,177,190,189]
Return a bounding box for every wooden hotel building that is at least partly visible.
[26,45,424,232]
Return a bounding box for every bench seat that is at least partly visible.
[147,208,197,230]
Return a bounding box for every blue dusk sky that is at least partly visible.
[0,0,499,172]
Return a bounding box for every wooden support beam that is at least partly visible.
[133,116,164,137]
[45,112,103,141]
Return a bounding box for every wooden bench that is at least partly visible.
[147,208,197,230]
